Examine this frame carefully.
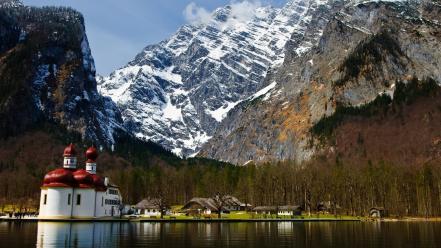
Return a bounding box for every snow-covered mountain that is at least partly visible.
[98,0,329,156]
[200,0,441,165]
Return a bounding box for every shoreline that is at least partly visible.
[1,218,361,223]
[2,215,441,223]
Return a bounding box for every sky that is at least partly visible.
[23,0,287,75]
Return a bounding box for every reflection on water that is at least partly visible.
[1,221,441,247]
[36,222,122,247]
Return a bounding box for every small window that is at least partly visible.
[43,194,47,205]
[68,194,71,205]
[101,197,103,206]
[76,194,81,205]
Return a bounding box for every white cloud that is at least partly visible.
[229,1,262,23]
[183,2,212,25]
[183,1,263,27]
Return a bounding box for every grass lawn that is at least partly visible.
[224,211,253,219]
[155,211,362,220]
[0,205,38,213]
[170,205,184,212]
[299,213,361,220]
[223,211,360,220]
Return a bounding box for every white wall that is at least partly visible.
[139,209,161,217]
[95,187,122,218]
[72,188,96,218]
[39,188,74,219]
[39,186,123,219]
[94,191,106,218]
[38,189,48,217]
[278,211,293,216]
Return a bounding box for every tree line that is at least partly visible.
[1,158,441,217]
[103,159,441,217]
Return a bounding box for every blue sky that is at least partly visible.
[23,0,286,75]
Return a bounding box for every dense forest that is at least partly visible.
[107,160,441,217]
[1,148,441,217]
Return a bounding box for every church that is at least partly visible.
[38,144,123,219]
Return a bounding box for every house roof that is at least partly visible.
[182,197,219,211]
[253,205,300,211]
[134,198,161,209]
[370,207,385,211]
[279,205,301,211]
[223,196,252,207]
[181,196,249,211]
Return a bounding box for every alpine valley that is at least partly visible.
[2,0,441,223]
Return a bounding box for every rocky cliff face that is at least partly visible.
[0,2,123,146]
[200,0,441,165]
[98,0,329,156]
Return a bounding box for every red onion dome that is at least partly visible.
[85,146,98,162]
[43,168,75,187]
[91,174,106,191]
[73,169,94,188]
[63,143,77,157]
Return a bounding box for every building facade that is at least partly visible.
[134,198,164,217]
[253,206,302,216]
[38,144,122,219]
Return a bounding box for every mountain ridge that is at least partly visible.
[98,0,330,156]
[200,0,441,165]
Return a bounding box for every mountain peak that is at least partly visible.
[98,0,323,156]
[0,0,23,8]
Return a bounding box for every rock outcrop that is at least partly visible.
[0,2,123,146]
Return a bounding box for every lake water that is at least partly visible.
[1,221,441,247]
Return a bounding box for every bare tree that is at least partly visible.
[212,193,232,219]
[151,195,169,219]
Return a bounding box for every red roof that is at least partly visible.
[43,144,108,190]
[42,168,108,191]
[91,174,107,191]
[63,143,77,157]
[73,169,94,188]
[85,146,98,163]
[43,168,75,187]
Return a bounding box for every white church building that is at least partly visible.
[38,144,123,219]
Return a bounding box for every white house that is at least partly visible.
[253,205,301,216]
[38,144,122,219]
[181,198,218,215]
[134,198,164,217]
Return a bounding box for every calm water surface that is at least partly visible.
[1,221,441,247]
